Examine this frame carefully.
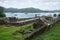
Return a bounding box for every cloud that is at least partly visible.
[0,1,4,6]
[0,0,60,10]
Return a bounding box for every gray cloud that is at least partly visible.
[0,0,60,10]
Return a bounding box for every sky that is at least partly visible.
[0,0,60,10]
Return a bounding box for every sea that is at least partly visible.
[5,12,60,18]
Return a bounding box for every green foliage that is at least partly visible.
[0,7,5,17]
[33,22,60,40]
[0,23,32,40]
[53,14,57,17]
[58,14,60,17]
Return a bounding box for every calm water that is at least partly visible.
[5,13,60,18]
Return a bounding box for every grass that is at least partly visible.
[0,23,33,40]
[33,21,60,40]
[1,21,60,40]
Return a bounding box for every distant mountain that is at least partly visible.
[5,8,19,13]
[4,7,60,13]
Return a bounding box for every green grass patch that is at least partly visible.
[33,22,60,40]
[0,23,33,40]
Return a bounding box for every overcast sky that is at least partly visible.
[0,0,60,10]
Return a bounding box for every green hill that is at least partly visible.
[5,7,60,13]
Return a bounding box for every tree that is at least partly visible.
[0,7,6,17]
[53,14,57,17]
[58,14,60,18]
